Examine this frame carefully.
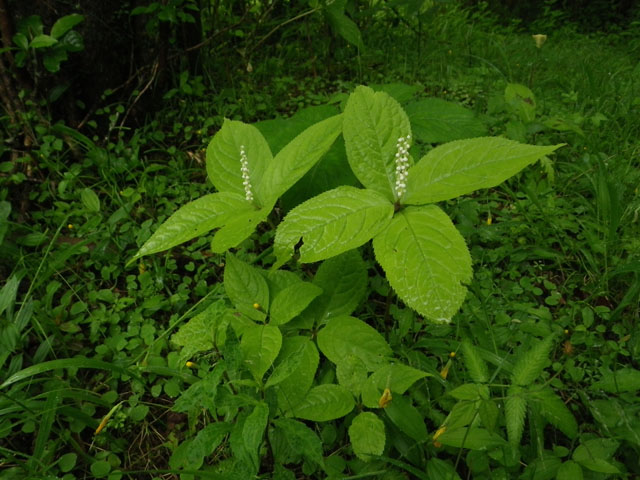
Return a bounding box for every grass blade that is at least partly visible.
[0,358,141,389]
[27,389,60,471]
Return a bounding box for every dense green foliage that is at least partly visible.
[1,1,640,479]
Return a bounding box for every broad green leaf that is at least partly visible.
[336,355,369,396]
[349,412,385,460]
[585,399,638,441]
[186,422,232,469]
[405,98,487,143]
[461,340,489,383]
[373,206,472,322]
[81,187,100,212]
[557,461,583,480]
[325,3,364,50]
[403,137,563,205]
[262,270,310,322]
[437,427,506,450]
[43,49,67,73]
[257,105,338,153]
[132,192,249,261]
[448,384,490,401]
[206,119,272,206]
[275,337,319,413]
[240,324,282,382]
[427,458,463,480]
[210,206,270,253]
[51,14,84,38]
[60,30,83,52]
[280,137,359,212]
[58,453,77,473]
[171,300,227,357]
[479,399,499,431]
[511,335,555,386]
[270,282,323,326]
[306,250,368,324]
[258,114,343,206]
[30,34,57,48]
[173,366,224,413]
[370,83,421,104]
[258,108,358,210]
[224,252,269,321]
[443,400,478,431]
[243,403,269,472]
[90,460,111,477]
[361,363,431,408]
[384,395,427,441]
[574,458,620,475]
[291,384,354,421]
[265,340,309,388]
[226,309,256,339]
[505,386,527,445]
[577,438,620,458]
[229,412,257,476]
[591,367,640,393]
[522,454,562,480]
[13,32,28,50]
[263,270,301,300]
[317,316,392,371]
[273,418,324,467]
[505,83,536,123]
[168,438,196,470]
[573,439,620,474]
[269,426,302,467]
[343,86,412,200]
[274,186,393,268]
[529,387,577,439]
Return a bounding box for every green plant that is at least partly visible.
[10,14,84,75]
[130,0,198,26]
[117,84,566,476]
[129,112,343,267]
[3,4,639,476]
[135,85,561,322]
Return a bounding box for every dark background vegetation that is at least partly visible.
[2,0,638,133]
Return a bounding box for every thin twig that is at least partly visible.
[118,60,159,129]
[172,15,246,57]
[246,7,319,58]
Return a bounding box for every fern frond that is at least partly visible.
[505,385,527,445]
[461,339,489,383]
[529,386,578,439]
[511,335,555,387]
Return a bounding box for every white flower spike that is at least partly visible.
[394,134,411,200]
[239,145,254,202]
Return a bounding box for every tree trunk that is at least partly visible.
[0,0,36,148]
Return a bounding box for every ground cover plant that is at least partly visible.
[1,1,640,479]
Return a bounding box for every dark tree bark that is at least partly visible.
[0,0,37,148]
